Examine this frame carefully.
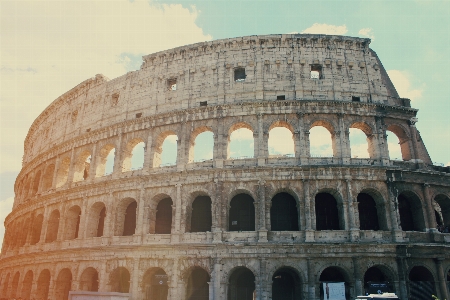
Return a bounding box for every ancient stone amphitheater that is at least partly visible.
[0,34,449,300]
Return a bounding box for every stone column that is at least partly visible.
[307,258,316,300]
[346,179,359,241]
[258,179,268,242]
[56,202,65,241]
[172,183,182,242]
[39,206,50,243]
[51,155,60,189]
[257,113,266,166]
[177,122,187,171]
[303,179,314,242]
[423,183,437,232]
[296,112,308,165]
[386,181,403,242]
[88,143,97,181]
[396,257,408,299]
[435,258,449,300]
[78,196,88,239]
[213,258,222,300]
[375,117,390,165]
[67,147,76,187]
[103,192,114,237]
[112,131,123,176]
[131,258,140,299]
[352,257,363,296]
[98,261,108,291]
[337,113,351,164]
[214,116,225,168]
[407,119,419,162]
[169,258,180,299]
[136,187,146,235]
[259,258,267,300]
[144,130,153,172]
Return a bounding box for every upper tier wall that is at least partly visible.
[23,34,401,165]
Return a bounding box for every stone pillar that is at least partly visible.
[169,258,180,299]
[131,258,140,299]
[296,112,308,165]
[423,183,437,232]
[213,258,222,300]
[346,179,359,241]
[258,179,268,242]
[303,179,314,242]
[78,196,89,239]
[98,261,108,291]
[51,155,60,189]
[396,257,408,299]
[88,143,97,181]
[136,187,146,235]
[435,258,449,300]
[259,258,267,300]
[257,113,266,166]
[172,183,182,242]
[337,113,351,164]
[307,258,316,300]
[177,122,188,171]
[407,119,419,162]
[39,206,50,243]
[214,117,225,168]
[112,131,123,176]
[144,130,153,171]
[103,192,114,237]
[352,257,363,296]
[67,147,76,187]
[56,202,65,241]
[375,117,390,165]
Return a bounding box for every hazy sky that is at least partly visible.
[1,0,449,249]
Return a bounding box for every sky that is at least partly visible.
[1,0,449,250]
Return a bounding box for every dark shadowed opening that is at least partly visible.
[186,267,210,300]
[358,193,380,230]
[315,193,340,230]
[155,198,173,234]
[229,194,255,231]
[191,196,212,232]
[270,193,299,231]
[123,201,137,236]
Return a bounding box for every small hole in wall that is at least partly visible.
[200,101,207,107]
[310,65,322,79]
[277,95,286,100]
[136,113,142,118]
[234,68,246,82]
[352,96,361,102]
[86,128,91,132]
[167,78,177,91]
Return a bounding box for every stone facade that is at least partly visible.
[0,34,449,300]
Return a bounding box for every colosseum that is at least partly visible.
[0,34,449,300]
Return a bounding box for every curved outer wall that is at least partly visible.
[0,34,449,300]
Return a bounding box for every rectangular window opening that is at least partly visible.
[136,113,142,118]
[352,96,361,102]
[277,95,286,100]
[200,101,208,107]
[111,93,119,106]
[167,78,177,91]
[234,68,246,82]
[310,65,322,79]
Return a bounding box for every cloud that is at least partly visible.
[387,70,424,101]
[358,28,375,40]
[446,162,450,167]
[301,23,348,35]
[309,127,333,157]
[268,128,294,155]
[0,197,14,252]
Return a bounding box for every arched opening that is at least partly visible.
[386,124,411,161]
[64,205,81,240]
[36,269,51,300]
[11,271,20,298]
[315,193,341,230]
[18,217,30,247]
[398,192,426,231]
[86,202,106,238]
[190,129,214,162]
[56,157,71,188]
[142,268,168,300]
[272,267,301,300]
[349,128,370,158]
[434,194,450,227]
[79,267,99,292]
[190,196,212,232]
[2,273,10,296]
[110,267,130,293]
[45,209,60,243]
[95,145,115,177]
[409,266,435,300]
[21,177,31,199]
[229,194,255,231]
[21,270,33,299]
[268,124,294,157]
[73,151,91,182]
[155,198,173,234]
[123,201,137,236]
[186,267,210,300]
[228,123,254,159]
[54,268,72,300]
[363,266,394,295]
[319,267,349,300]
[30,214,43,245]
[310,122,335,157]
[42,164,55,191]
[357,193,380,230]
[32,170,41,195]
[122,139,145,172]
[270,192,299,231]
[228,267,255,300]
[154,132,178,167]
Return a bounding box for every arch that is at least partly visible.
[21,270,33,299]
[357,193,380,230]
[155,198,173,234]
[21,176,31,199]
[408,266,436,300]
[11,271,20,298]
[319,266,351,300]
[18,217,30,247]
[310,120,335,157]
[189,126,214,163]
[268,123,295,157]
[36,269,51,300]
[434,194,450,227]
[363,265,395,294]
[64,205,82,240]
[142,267,169,300]
[79,267,99,291]
[358,188,389,231]
[86,202,107,238]
[315,192,342,230]
[54,268,72,300]
[42,163,55,191]
[270,192,299,231]
[398,191,426,231]
[55,157,71,188]
[386,124,412,161]
[2,272,9,296]
[73,150,92,182]
[32,170,42,195]
[45,209,60,243]
[186,266,210,300]
[123,200,137,236]
[190,196,212,233]
[229,193,255,231]
[122,138,145,172]
[154,131,178,167]
[110,267,130,293]
[96,144,115,177]
[30,213,44,245]
[228,267,255,300]
[227,122,254,159]
[349,125,372,159]
[272,267,302,300]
